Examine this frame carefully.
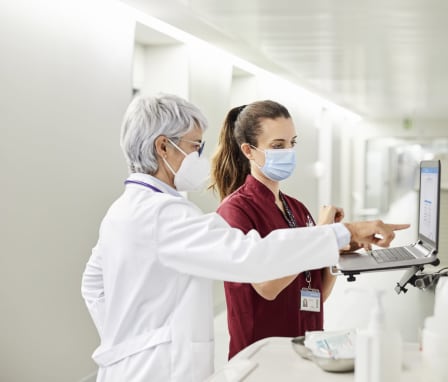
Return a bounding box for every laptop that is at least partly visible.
[337,160,441,277]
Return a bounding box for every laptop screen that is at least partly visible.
[418,160,441,249]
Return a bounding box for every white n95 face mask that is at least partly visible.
[163,140,210,192]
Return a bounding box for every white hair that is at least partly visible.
[120,94,208,174]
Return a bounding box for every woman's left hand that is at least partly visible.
[341,241,372,252]
[317,205,345,225]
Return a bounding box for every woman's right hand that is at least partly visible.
[344,220,410,248]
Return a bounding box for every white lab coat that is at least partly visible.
[81,173,340,382]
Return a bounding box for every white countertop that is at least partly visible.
[207,337,426,382]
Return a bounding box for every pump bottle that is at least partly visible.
[421,277,448,381]
[354,290,402,382]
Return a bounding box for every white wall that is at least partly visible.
[140,44,190,99]
[0,1,134,381]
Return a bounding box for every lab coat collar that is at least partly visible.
[126,173,182,197]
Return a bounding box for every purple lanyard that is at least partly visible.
[124,180,163,193]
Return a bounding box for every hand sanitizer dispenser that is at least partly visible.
[421,277,448,381]
[355,290,402,382]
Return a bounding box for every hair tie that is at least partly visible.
[237,104,246,114]
[229,104,247,123]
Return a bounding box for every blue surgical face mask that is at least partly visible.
[252,146,296,181]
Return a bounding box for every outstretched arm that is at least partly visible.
[317,205,343,300]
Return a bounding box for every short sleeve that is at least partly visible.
[217,202,254,234]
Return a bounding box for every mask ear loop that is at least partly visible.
[161,138,186,177]
[162,156,177,176]
[248,144,265,169]
[168,139,188,157]
[249,144,264,153]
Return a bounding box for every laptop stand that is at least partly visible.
[394,259,441,294]
[394,265,426,294]
[332,257,440,290]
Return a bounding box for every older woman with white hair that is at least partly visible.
[81,93,409,382]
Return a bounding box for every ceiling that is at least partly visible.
[123,0,448,120]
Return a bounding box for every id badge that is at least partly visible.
[300,288,321,312]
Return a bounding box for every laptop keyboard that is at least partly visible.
[371,247,415,263]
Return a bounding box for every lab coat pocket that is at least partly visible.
[191,340,214,382]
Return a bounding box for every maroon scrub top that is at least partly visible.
[217,175,324,359]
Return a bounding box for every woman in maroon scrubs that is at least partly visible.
[210,100,342,359]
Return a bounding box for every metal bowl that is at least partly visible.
[291,336,314,360]
[291,336,354,373]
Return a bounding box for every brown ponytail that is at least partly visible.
[210,106,249,200]
[210,100,291,200]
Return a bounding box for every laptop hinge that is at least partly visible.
[412,241,436,257]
